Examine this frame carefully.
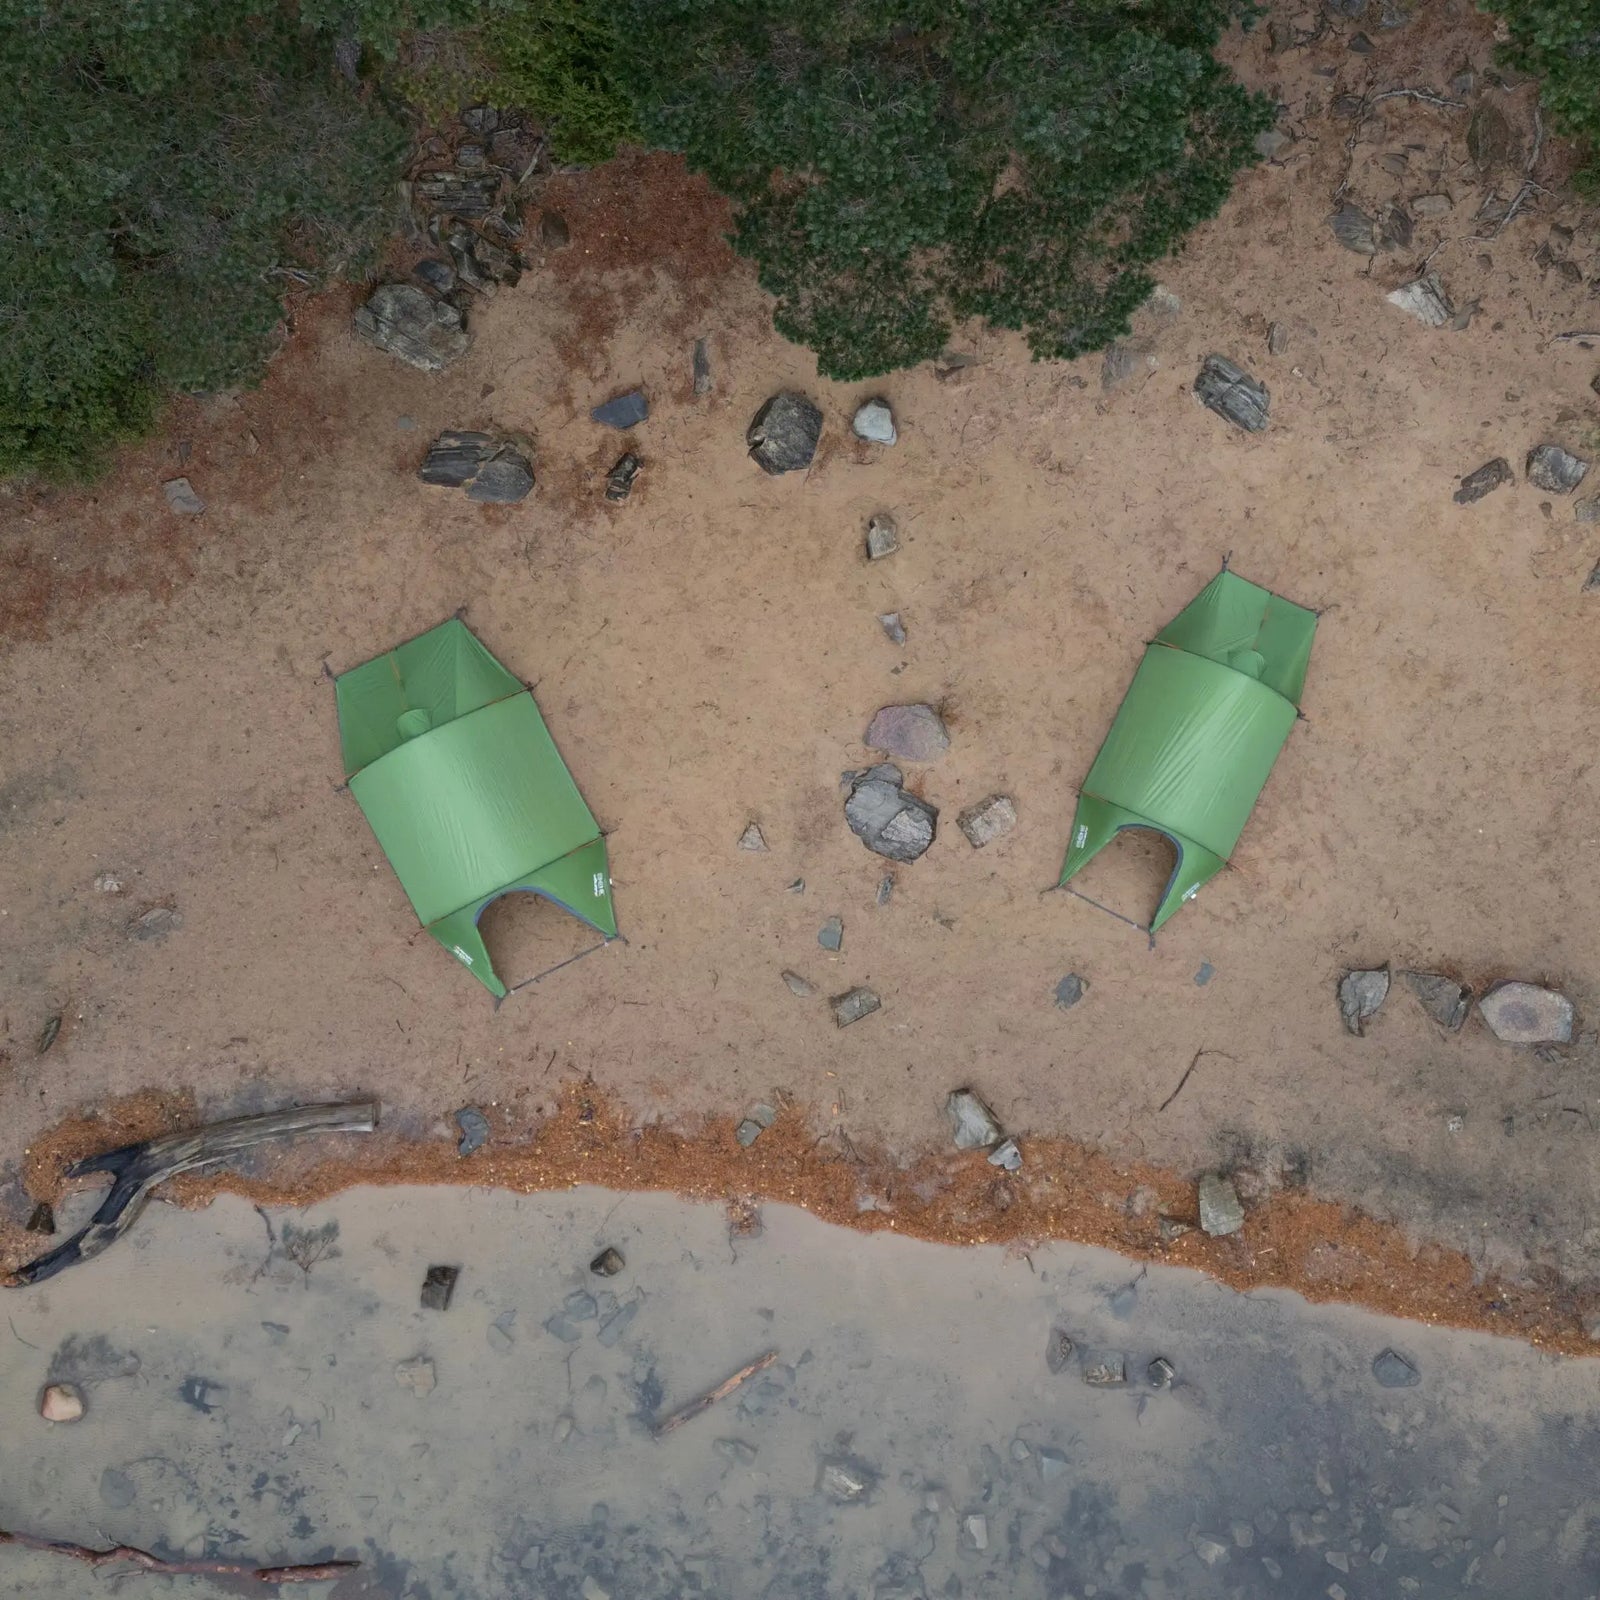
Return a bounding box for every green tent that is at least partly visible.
[335,618,617,998]
[1058,568,1316,932]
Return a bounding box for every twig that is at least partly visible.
[5,1101,379,1288]
[1370,87,1465,111]
[651,1350,778,1437]
[0,1529,356,1584]
[1158,1049,1236,1113]
[1481,103,1547,240]
[1552,331,1600,343]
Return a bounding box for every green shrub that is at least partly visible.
[615,0,1272,379]
[0,1,467,479]
[1488,0,1600,186]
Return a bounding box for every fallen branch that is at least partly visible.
[652,1350,778,1437]
[0,1529,356,1584]
[1553,330,1600,343]
[1370,87,1465,111]
[4,1101,379,1288]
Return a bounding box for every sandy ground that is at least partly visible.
[5,1185,1600,1598]
[4,0,1600,1311]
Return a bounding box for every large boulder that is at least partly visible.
[747,392,823,474]
[354,284,471,372]
[844,763,937,862]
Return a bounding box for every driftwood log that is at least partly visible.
[0,1528,356,1583]
[5,1101,379,1288]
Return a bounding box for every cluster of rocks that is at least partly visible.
[946,1088,1021,1170]
[1454,443,1593,533]
[744,392,900,476]
[1339,964,1574,1044]
[1043,1327,1177,1391]
[418,430,535,503]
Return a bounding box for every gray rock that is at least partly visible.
[128,906,182,942]
[1194,960,1215,986]
[413,173,501,216]
[1454,457,1513,504]
[354,284,471,372]
[420,430,495,487]
[455,1106,490,1156]
[1348,29,1374,51]
[539,211,570,248]
[737,822,767,852]
[1193,1534,1230,1567]
[597,1298,639,1348]
[692,337,712,396]
[40,1381,84,1422]
[1586,558,1600,593]
[25,1202,54,1234]
[865,512,899,560]
[486,1312,515,1352]
[1328,203,1379,254]
[1387,273,1454,327]
[1101,336,1157,392]
[162,477,205,515]
[831,987,881,1027]
[1038,1446,1068,1480]
[957,794,1016,848]
[394,1356,436,1396]
[1412,192,1454,219]
[1478,980,1574,1044]
[748,392,822,474]
[781,970,816,997]
[736,1103,777,1147]
[1254,128,1292,160]
[878,612,906,645]
[592,390,649,430]
[852,398,897,444]
[818,1458,873,1502]
[1147,1356,1176,1389]
[866,703,949,762]
[456,143,486,169]
[604,452,641,502]
[1051,971,1090,1012]
[1526,444,1589,494]
[461,105,498,135]
[1338,966,1390,1035]
[100,1467,137,1507]
[1403,971,1472,1031]
[844,764,937,862]
[420,1265,459,1311]
[987,1137,1022,1171]
[818,916,843,952]
[1195,355,1269,432]
[946,1088,1002,1150]
[1266,321,1289,356]
[1574,495,1600,525]
[466,450,535,504]
[1372,1347,1420,1387]
[1044,1328,1074,1374]
[961,1514,989,1551]
[447,228,518,291]
[1081,1351,1127,1387]
[1198,1172,1244,1236]
[590,1247,624,1276]
[876,874,894,905]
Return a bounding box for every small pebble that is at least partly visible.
[590,1247,625,1276]
[987,1137,1022,1171]
[394,1356,436,1396]
[40,1383,85,1423]
[818,916,843,952]
[455,1106,490,1156]
[737,821,768,852]
[865,513,899,560]
[878,612,906,645]
[781,970,816,997]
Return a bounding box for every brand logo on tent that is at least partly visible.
[1074,825,1088,849]
[592,872,606,897]
[452,946,475,965]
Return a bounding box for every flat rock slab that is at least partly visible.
[592,390,649,430]
[866,512,899,560]
[852,398,897,444]
[1198,1173,1244,1237]
[831,987,880,1027]
[1372,1347,1420,1387]
[419,431,534,503]
[1478,980,1573,1044]
[748,392,822,474]
[781,970,815,998]
[946,1088,1002,1150]
[987,1137,1022,1171]
[1338,967,1390,1035]
[844,763,937,862]
[354,284,471,372]
[878,612,906,645]
[1328,203,1380,254]
[958,794,1016,848]
[866,703,949,762]
[162,477,205,515]
[1054,973,1087,1009]
[817,916,843,952]
[1081,1351,1128,1387]
[1454,457,1513,504]
[455,1105,489,1156]
[737,822,767,852]
[1526,444,1589,494]
[1195,355,1269,432]
[128,906,182,942]
[1403,971,1473,1031]
[1386,273,1454,328]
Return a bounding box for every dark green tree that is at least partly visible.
[617,0,1273,379]
[1488,0,1600,186]
[0,0,476,478]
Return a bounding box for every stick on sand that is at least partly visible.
[651,1349,778,1437]
[0,1529,357,1584]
